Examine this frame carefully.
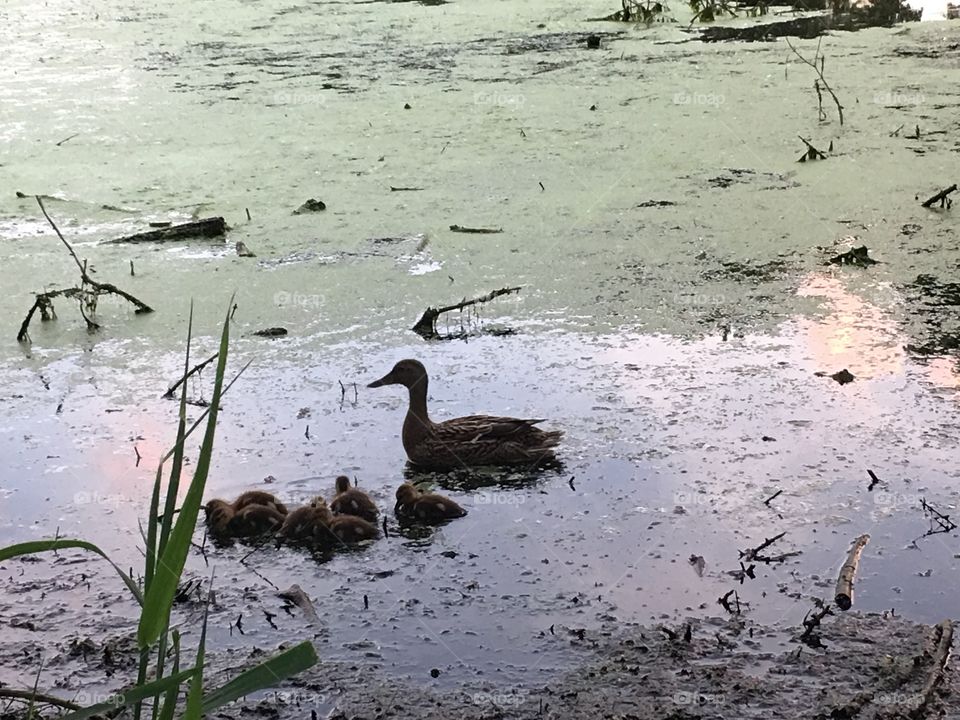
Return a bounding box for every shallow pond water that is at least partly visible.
[1,0,959,708]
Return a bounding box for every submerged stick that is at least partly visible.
[105,216,226,244]
[834,533,869,610]
[449,224,503,234]
[412,286,522,339]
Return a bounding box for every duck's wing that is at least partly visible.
[433,415,548,442]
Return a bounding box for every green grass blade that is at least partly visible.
[148,304,193,590]
[0,539,143,605]
[59,668,194,720]
[158,303,193,560]
[183,583,212,719]
[200,641,318,714]
[137,298,233,649]
[157,631,182,720]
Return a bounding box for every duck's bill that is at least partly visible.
[367,372,394,388]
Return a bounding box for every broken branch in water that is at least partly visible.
[921,183,956,209]
[163,352,220,399]
[921,498,956,536]
[785,37,844,126]
[797,136,827,162]
[105,216,226,244]
[834,533,869,610]
[866,469,882,491]
[763,489,783,506]
[412,286,522,339]
[18,198,154,343]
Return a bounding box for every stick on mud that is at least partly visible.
[834,533,869,610]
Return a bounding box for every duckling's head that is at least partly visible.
[395,483,421,506]
[204,499,232,517]
[368,359,427,390]
[334,475,351,494]
[309,496,328,510]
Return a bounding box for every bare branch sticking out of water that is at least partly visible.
[785,37,844,126]
[921,183,956,209]
[797,136,828,162]
[412,286,522,339]
[163,352,220,399]
[921,498,956,537]
[17,198,155,343]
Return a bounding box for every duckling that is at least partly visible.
[329,475,379,523]
[278,497,330,542]
[325,514,379,543]
[228,503,286,537]
[204,498,235,536]
[233,490,288,516]
[394,483,467,524]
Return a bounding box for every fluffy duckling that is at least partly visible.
[233,490,288,516]
[325,514,379,544]
[204,499,235,536]
[228,503,286,537]
[278,497,330,542]
[394,483,467,524]
[329,475,379,523]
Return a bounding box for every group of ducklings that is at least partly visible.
[203,476,467,548]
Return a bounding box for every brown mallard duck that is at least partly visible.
[233,490,288,515]
[204,499,235,536]
[394,483,467,524]
[330,475,379,523]
[367,359,562,469]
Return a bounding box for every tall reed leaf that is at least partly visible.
[0,539,142,605]
[201,641,319,713]
[60,668,195,720]
[137,298,232,649]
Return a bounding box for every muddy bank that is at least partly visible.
[190,613,953,719]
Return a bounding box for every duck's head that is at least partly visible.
[309,496,329,510]
[368,359,427,390]
[334,475,351,494]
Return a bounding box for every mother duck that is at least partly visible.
[367,359,562,470]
